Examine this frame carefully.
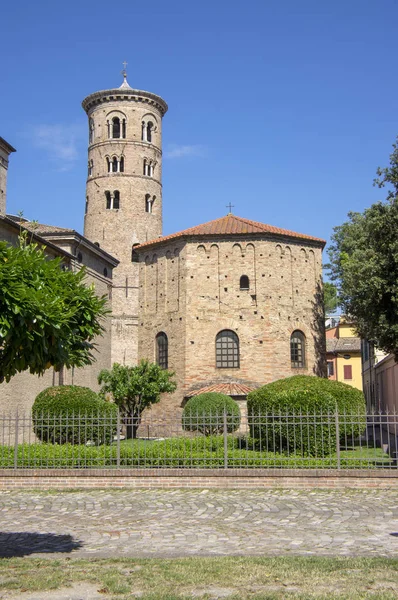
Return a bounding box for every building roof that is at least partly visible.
[21,222,74,235]
[185,382,257,398]
[136,214,326,250]
[326,337,361,354]
[0,137,16,154]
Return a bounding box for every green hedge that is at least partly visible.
[247,388,337,457]
[248,375,367,439]
[182,392,241,436]
[32,385,118,445]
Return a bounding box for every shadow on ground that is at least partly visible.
[0,532,82,557]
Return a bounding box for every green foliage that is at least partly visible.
[0,232,108,383]
[32,385,117,445]
[247,376,367,448]
[327,137,398,359]
[98,360,176,438]
[182,392,241,436]
[247,387,337,457]
[323,281,339,314]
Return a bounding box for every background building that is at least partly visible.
[326,320,362,391]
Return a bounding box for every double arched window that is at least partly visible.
[108,116,126,139]
[142,120,154,143]
[290,330,306,368]
[216,330,240,369]
[107,156,125,173]
[145,194,156,213]
[105,190,120,210]
[143,159,155,177]
[156,332,168,369]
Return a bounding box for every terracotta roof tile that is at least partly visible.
[19,221,74,235]
[326,337,361,353]
[136,214,326,250]
[185,382,257,398]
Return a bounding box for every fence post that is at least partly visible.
[335,410,341,470]
[223,410,228,470]
[14,411,19,470]
[116,410,121,469]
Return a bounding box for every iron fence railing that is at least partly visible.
[0,410,397,470]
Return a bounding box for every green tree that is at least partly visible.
[327,137,398,359]
[323,281,339,314]
[0,233,108,383]
[98,360,177,438]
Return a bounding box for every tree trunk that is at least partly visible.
[124,413,141,439]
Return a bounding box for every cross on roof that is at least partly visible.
[121,61,128,78]
[226,202,234,214]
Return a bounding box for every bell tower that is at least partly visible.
[82,67,168,364]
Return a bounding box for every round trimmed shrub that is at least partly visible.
[247,375,367,451]
[182,392,241,436]
[248,387,337,456]
[32,385,118,445]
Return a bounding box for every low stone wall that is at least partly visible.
[0,468,397,489]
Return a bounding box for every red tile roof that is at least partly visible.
[185,382,257,398]
[136,214,326,250]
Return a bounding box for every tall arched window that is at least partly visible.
[122,119,126,138]
[105,191,111,210]
[147,122,153,143]
[112,156,118,172]
[106,157,111,173]
[240,275,249,290]
[89,118,94,143]
[145,194,154,213]
[112,117,120,139]
[113,190,120,209]
[156,332,168,369]
[216,330,240,369]
[120,156,124,172]
[141,121,146,141]
[290,330,306,368]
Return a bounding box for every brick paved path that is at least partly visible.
[0,489,397,558]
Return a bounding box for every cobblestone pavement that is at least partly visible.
[0,489,397,558]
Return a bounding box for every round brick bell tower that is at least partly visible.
[82,67,168,364]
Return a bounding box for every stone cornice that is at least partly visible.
[89,140,162,155]
[82,88,168,116]
[87,173,162,187]
[0,137,16,155]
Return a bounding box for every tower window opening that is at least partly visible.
[113,190,120,209]
[141,121,146,141]
[120,156,124,172]
[132,243,140,263]
[122,119,126,138]
[112,117,120,139]
[145,194,152,213]
[240,275,249,290]
[85,196,89,214]
[149,162,154,177]
[112,156,118,172]
[143,159,147,176]
[106,157,111,173]
[147,122,153,143]
[89,118,94,143]
[88,159,93,177]
[105,191,112,210]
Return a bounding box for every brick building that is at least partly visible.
[0,70,326,415]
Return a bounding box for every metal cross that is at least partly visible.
[122,60,128,71]
[226,202,234,214]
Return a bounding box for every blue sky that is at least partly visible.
[2,0,397,260]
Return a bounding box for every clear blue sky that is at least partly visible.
[2,0,397,259]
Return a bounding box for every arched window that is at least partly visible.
[240,275,249,290]
[145,194,154,213]
[122,119,126,138]
[143,159,147,175]
[141,121,146,141]
[156,332,168,369]
[290,330,306,368]
[88,160,93,177]
[112,156,118,172]
[147,121,153,143]
[89,118,94,143]
[105,191,111,210]
[113,190,120,209]
[112,117,120,139]
[120,156,124,172]
[85,196,89,214]
[106,157,111,173]
[131,243,140,263]
[216,330,240,369]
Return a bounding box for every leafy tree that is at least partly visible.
[0,233,108,383]
[327,137,398,359]
[323,281,339,314]
[98,360,177,438]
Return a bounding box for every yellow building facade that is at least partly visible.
[326,321,363,391]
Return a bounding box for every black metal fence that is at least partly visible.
[0,410,397,470]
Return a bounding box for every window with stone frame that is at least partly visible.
[240,275,249,290]
[216,330,240,369]
[156,332,168,369]
[290,330,306,368]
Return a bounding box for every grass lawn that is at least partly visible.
[0,556,397,599]
[0,436,393,469]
